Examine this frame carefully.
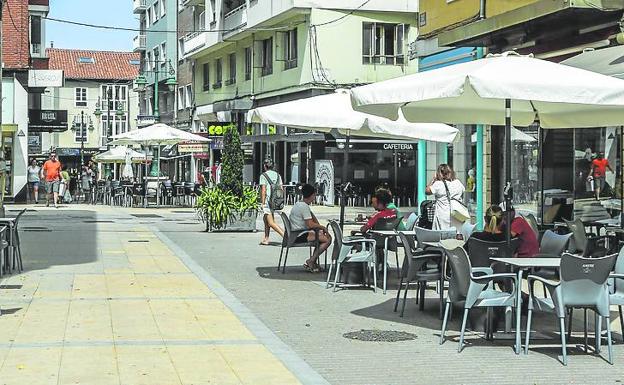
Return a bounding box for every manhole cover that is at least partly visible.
[132,214,162,218]
[342,330,417,342]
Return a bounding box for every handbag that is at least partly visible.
[442,180,470,222]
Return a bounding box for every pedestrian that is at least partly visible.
[27,159,41,204]
[80,165,93,203]
[259,158,284,245]
[42,151,62,208]
[60,166,72,203]
[289,184,332,272]
[425,163,466,231]
[590,151,613,200]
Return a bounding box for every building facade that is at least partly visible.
[180,1,419,193]
[41,49,140,175]
[133,0,179,127]
[2,0,51,201]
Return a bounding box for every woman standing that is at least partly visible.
[27,159,41,204]
[425,164,466,231]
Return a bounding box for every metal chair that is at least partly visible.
[277,212,321,274]
[161,180,174,206]
[0,209,26,274]
[440,245,518,351]
[325,220,376,292]
[526,253,616,365]
[0,226,10,278]
[395,232,445,318]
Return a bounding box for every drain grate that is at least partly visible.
[128,240,149,243]
[171,210,194,214]
[83,220,114,223]
[343,330,417,342]
[22,227,51,232]
[132,214,162,218]
[0,284,22,289]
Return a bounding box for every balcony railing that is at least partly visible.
[133,34,146,52]
[133,0,147,13]
[223,3,247,35]
[182,32,207,57]
[181,0,203,7]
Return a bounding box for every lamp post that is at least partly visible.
[71,111,95,169]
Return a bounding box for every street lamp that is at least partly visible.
[133,50,177,122]
[70,110,95,169]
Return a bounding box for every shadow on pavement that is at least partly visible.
[256,266,326,282]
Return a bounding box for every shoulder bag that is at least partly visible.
[442,180,470,223]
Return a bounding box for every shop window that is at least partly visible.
[75,88,87,107]
[244,47,252,80]
[202,63,210,91]
[362,22,407,65]
[282,29,297,70]
[227,53,236,85]
[261,37,273,76]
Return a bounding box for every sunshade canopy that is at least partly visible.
[350,52,624,128]
[471,127,536,143]
[562,46,624,80]
[94,146,152,163]
[109,123,211,146]
[247,90,459,143]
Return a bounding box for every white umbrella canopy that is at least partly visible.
[247,90,459,143]
[350,52,624,128]
[471,127,536,143]
[109,123,211,146]
[93,146,151,163]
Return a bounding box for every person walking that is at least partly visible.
[42,151,63,208]
[60,166,72,204]
[259,158,284,245]
[591,151,613,200]
[80,165,93,203]
[425,163,466,231]
[27,159,41,204]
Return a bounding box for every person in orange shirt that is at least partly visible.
[42,151,63,208]
[591,151,613,200]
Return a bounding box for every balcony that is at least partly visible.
[133,0,147,13]
[182,31,218,58]
[223,3,247,36]
[181,0,204,7]
[137,115,156,128]
[133,34,146,52]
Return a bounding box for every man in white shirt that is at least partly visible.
[259,158,284,245]
[289,184,332,273]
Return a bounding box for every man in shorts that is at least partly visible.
[591,151,613,200]
[289,184,332,272]
[42,151,63,208]
[259,158,284,245]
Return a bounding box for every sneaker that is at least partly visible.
[46,201,49,207]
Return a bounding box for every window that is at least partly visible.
[160,42,167,67]
[101,84,128,112]
[244,47,252,81]
[146,8,152,26]
[283,29,297,70]
[153,2,160,21]
[100,115,127,144]
[227,53,236,85]
[74,116,88,143]
[30,15,42,55]
[261,37,273,76]
[75,88,87,107]
[178,37,184,61]
[214,59,222,88]
[160,0,166,16]
[78,57,95,64]
[362,22,407,65]
[202,63,210,91]
[178,87,185,111]
[146,51,153,72]
[210,0,217,22]
[152,48,158,70]
[185,84,192,108]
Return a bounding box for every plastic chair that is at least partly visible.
[526,253,617,365]
[523,213,540,239]
[464,237,521,268]
[440,245,518,351]
[608,247,624,342]
[325,221,376,292]
[531,230,573,295]
[277,212,321,274]
[564,218,605,256]
[0,226,11,278]
[460,222,476,241]
[404,212,419,231]
[395,232,445,318]
[0,209,26,274]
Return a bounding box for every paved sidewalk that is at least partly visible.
[0,206,319,385]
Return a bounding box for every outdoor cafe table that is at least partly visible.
[490,257,561,355]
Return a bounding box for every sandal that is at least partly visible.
[259,240,270,246]
[303,262,316,273]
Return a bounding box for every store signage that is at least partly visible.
[383,143,415,150]
[210,138,224,150]
[28,134,42,154]
[28,109,68,132]
[28,70,64,87]
[207,123,235,136]
[179,143,211,153]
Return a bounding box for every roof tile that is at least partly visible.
[46,48,140,80]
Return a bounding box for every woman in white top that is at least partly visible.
[425,164,466,231]
[27,159,41,204]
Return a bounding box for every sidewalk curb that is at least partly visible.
[153,228,331,385]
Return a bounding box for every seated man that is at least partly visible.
[360,189,398,233]
[289,184,332,273]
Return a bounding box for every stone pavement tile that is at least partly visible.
[115,346,181,385]
[136,274,214,298]
[149,300,208,340]
[186,300,256,341]
[32,274,73,300]
[57,346,119,385]
[217,345,301,385]
[0,346,62,385]
[64,300,113,342]
[105,273,144,298]
[72,275,108,299]
[109,299,161,341]
[13,301,70,344]
[153,256,190,274]
[167,345,242,385]
[127,256,163,274]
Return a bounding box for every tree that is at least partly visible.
[220,123,243,197]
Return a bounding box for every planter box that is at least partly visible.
[205,209,257,232]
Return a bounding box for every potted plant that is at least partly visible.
[195,124,259,231]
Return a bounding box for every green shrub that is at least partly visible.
[195,185,259,231]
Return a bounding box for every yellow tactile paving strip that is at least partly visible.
[0,228,301,385]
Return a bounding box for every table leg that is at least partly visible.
[515,268,524,355]
[383,237,388,295]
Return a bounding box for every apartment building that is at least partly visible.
[180,0,418,188]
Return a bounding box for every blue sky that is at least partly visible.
[46,0,136,51]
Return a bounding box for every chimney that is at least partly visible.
[50,41,54,48]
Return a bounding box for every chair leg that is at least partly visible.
[325,260,334,289]
[333,262,341,293]
[560,317,568,366]
[372,260,377,293]
[619,306,624,342]
[458,308,469,353]
[584,309,589,353]
[440,301,450,345]
[438,277,444,320]
[419,281,425,312]
[400,280,410,317]
[282,248,290,274]
[595,314,602,353]
[394,276,403,312]
[567,308,573,340]
[606,316,613,365]
[524,309,533,355]
[277,246,284,271]
[395,252,400,280]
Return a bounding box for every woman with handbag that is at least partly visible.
[425,164,466,231]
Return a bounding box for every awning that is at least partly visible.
[562,45,624,79]
[241,133,327,143]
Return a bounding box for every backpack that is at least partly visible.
[263,172,284,211]
[417,200,435,229]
